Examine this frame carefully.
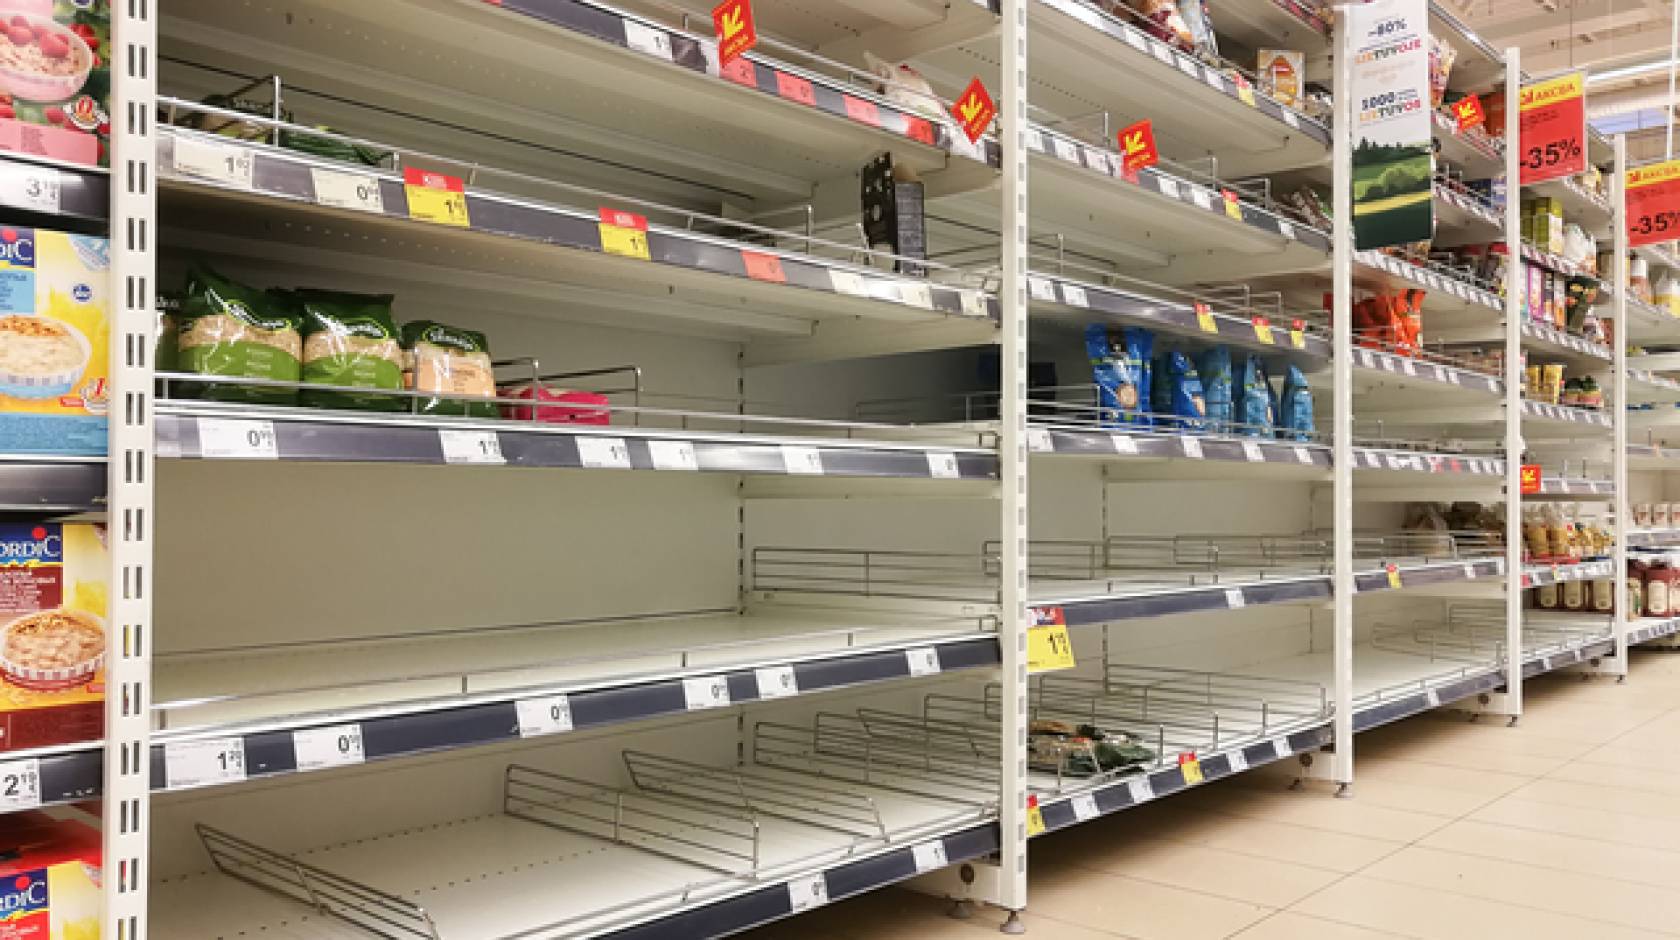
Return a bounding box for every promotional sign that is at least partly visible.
[1626,160,1680,247]
[1347,0,1433,250]
[712,0,757,67]
[1518,72,1586,184]
[1026,606,1075,673]
[1519,463,1542,494]
[951,77,996,144]
[1452,94,1484,132]
[1118,119,1159,176]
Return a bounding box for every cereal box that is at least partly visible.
[0,522,104,753]
[0,227,107,455]
[0,1,109,168]
[0,810,100,939]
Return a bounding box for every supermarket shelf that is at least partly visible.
[1635,244,1680,275]
[1432,185,1501,239]
[1519,321,1612,369]
[0,154,110,226]
[1631,614,1680,645]
[154,401,1000,482]
[1630,527,1680,547]
[1351,346,1504,396]
[1521,400,1611,430]
[1427,3,1505,91]
[1432,110,1503,176]
[1628,368,1680,405]
[1209,0,1331,77]
[14,607,1001,806]
[1520,242,1591,279]
[1529,176,1614,234]
[1520,559,1615,589]
[1028,426,1329,475]
[1621,297,1680,345]
[1534,476,1615,497]
[1630,442,1680,467]
[0,456,106,513]
[1353,251,1501,323]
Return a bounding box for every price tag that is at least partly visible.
[1126,776,1155,804]
[1272,739,1291,760]
[577,436,632,469]
[1052,138,1080,164]
[754,665,799,700]
[1203,71,1224,91]
[292,724,366,771]
[1252,318,1275,344]
[1225,588,1245,608]
[927,452,961,478]
[1195,302,1218,333]
[1180,436,1203,459]
[1290,328,1305,348]
[516,694,575,737]
[173,135,254,188]
[648,439,699,471]
[1463,563,1477,580]
[1157,177,1180,199]
[1150,42,1174,65]
[165,737,247,790]
[598,207,650,260]
[1111,434,1138,455]
[1386,564,1402,589]
[1181,758,1205,785]
[1188,187,1213,210]
[899,282,935,309]
[310,168,385,213]
[1425,688,1441,707]
[1027,277,1056,302]
[403,167,470,227]
[1294,447,1312,465]
[781,445,823,474]
[906,647,941,677]
[1027,623,1076,673]
[1236,86,1257,108]
[1082,147,1110,173]
[1221,189,1243,221]
[787,873,829,912]
[1122,28,1145,50]
[624,20,674,59]
[0,759,40,811]
[0,165,59,213]
[198,418,278,460]
[1024,129,1045,152]
[1401,359,1417,377]
[1026,796,1047,836]
[1241,440,1263,462]
[682,675,731,710]
[1282,109,1300,129]
[1027,427,1053,453]
[1278,220,1295,240]
[912,841,949,872]
[1357,349,1374,368]
[829,270,869,297]
[1070,792,1100,822]
[1060,284,1089,307]
[960,290,988,317]
[438,429,505,465]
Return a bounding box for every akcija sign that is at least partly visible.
[1627,160,1680,248]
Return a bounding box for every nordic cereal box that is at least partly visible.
[0,0,109,168]
[0,227,107,455]
[0,522,105,753]
[0,811,101,939]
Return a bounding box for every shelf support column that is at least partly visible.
[107,0,159,936]
[1330,5,1354,791]
[1612,134,1630,679]
[998,0,1030,920]
[1502,48,1525,720]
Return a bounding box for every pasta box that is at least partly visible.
[0,522,105,753]
[0,0,109,168]
[0,227,108,455]
[0,810,100,939]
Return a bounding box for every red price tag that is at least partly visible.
[951,77,996,143]
[774,71,815,107]
[1519,463,1542,494]
[711,0,757,67]
[1518,72,1585,185]
[1627,160,1680,247]
[1030,606,1066,627]
[741,250,786,283]
[904,116,935,146]
[1118,119,1159,175]
[720,56,756,87]
[1453,95,1484,132]
[842,95,880,128]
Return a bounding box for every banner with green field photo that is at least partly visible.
[1347,0,1433,250]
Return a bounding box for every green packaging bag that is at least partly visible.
[297,290,404,412]
[178,267,302,404]
[401,321,496,417]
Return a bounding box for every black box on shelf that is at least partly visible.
[862,151,926,277]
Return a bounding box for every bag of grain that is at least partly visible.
[401,320,496,417]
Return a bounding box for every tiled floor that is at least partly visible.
[744,648,1680,939]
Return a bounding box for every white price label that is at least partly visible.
[1070,792,1100,821]
[1463,563,1477,580]
[292,724,366,771]
[197,417,278,460]
[1180,436,1203,459]
[1176,56,1200,78]
[1027,276,1056,302]
[623,20,673,59]
[1294,447,1313,465]
[1203,71,1224,91]
[438,429,505,465]
[0,165,58,213]
[1052,138,1080,164]
[1024,129,1045,152]
[755,665,799,699]
[1150,42,1175,65]
[648,439,699,471]
[788,873,829,912]
[1157,178,1179,199]
[1111,434,1139,455]
[683,675,731,710]
[310,168,385,213]
[1227,750,1249,773]
[899,282,934,309]
[165,737,247,790]
[906,647,941,677]
[0,758,40,811]
[1278,220,1295,240]
[1283,109,1300,128]
[927,452,961,478]
[1425,688,1441,707]
[781,445,823,474]
[911,840,949,872]
[1401,359,1417,377]
[1082,148,1110,173]
[1241,441,1264,462]
[1060,284,1089,307]
[1357,349,1374,368]
[1272,738,1291,760]
[1432,365,1447,383]
[828,270,869,297]
[1027,428,1054,453]
[1362,451,1381,468]
[960,290,988,317]
[1188,187,1212,210]
[1122,28,1146,50]
[516,694,574,737]
[577,436,632,469]
[1225,588,1245,608]
[1126,776,1155,804]
[173,135,254,188]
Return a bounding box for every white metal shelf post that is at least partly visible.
[107,0,158,935]
[999,0,1030,928]
[1613,134,1630,679]
[1502,47,1525,722]
[1330,5,1354,794]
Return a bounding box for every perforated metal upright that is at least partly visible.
[106,2,157,936]
[1329,6,1354,792]
[1501,49,1525,720]
[1612,134,1630,680]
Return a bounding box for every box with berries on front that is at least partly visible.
[0,1,107,168]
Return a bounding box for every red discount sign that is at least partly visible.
[1627,160,1680,247]
[1452,94,1484,132]
[951,76,996,143]
[1118,119,1159,174]
[712,0,757,67]
[1518,72,1585,185]
[1519,464,1542,494]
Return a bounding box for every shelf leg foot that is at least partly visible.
[1334,782,1352,799]
[1000,911,1026,935]
[1506,715,1519,728]
[1619,675,1628,684]
[1288,777,1304,791]
[949,899,976,920]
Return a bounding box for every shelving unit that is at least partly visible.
[0,0,1658,936]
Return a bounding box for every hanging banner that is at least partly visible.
[1346,0,1433,250]
[1627,160,1680,247]
[951,77,996,144]
[1518,72,1586,185]
[711,0,757,67]
[1452,94,1484,132]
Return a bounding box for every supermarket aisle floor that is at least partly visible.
[743,648,1680,940]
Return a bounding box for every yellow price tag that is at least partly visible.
[1252,317,1275,344]
[1236,86,1256,108]
[402,168,470,228]
[1290,329,1305,348]
[1221,189,1243,221]
[1027,623,1077,673]
[1386,564,1402,589]
[598,207,652,261]
[1026,798,1046,837]
[1195,302,1218,334]
[1181,759,1204,785]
